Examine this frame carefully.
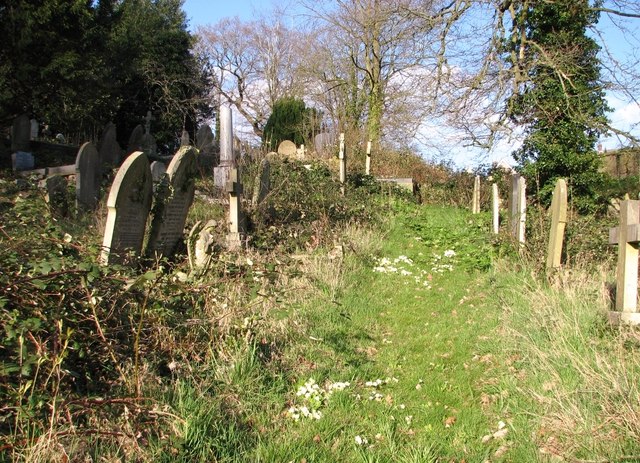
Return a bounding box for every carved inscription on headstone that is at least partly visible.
[100,152,152,265]
[146,146,198,257]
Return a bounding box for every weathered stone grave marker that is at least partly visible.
[127,124,144,155]
[150,161,167,182]
[140,111,157,157]
[492,183,500,234]
[75,142,101,211]
[12,114,31,152]
[252,158,271,207]
[546,179,568,270]
[471,175,481,214]
[214,105,234,188]
[100,151,153,265]
[195,124,216,168]
[277,140,297,157]
[99,122,122,168]
[180,129,190,147]
[146,146,198,258]
[365,139,372,175]
[608,199,640,324]
[41,175,69,217]
[226,167,244,250]
[30,118,39,140]
[508,174,526,244]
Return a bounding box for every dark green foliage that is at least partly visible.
[0,0,211,152]
[262,97,320,151]
[506,0,609,213]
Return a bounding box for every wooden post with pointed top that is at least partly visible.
[546,179,568,270]
[471,175,480,214]
[608,199,640,325]
[339,133,346,194]
[492,183,500,234]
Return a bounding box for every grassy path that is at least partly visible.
[256,205,511,462]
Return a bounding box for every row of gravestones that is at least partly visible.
[10,113,218,171]
[472,174,640,327]
[101,147,198,265]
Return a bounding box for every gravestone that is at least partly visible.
[195,124,216,167]
[214,106,234,188]
[100,151,153,265]
[190,219,217,270]
[226,167,244,250]
[180,129,190,147]
[277,140,297,157]
[471,175,480,214]
[75,142,101,211]
[338,133,346,187]
[546,179,568,270]
[30,119,39,140]
[127,125,145,155]
[42,175,69,217]
[314,132,334,158]
[12,152,34,171]
[99,122,122,168]
[11,114,31,151]
[252,158,271,207]
[150,161,167,182]
[608,199,640,324]
[365,140,372,175]
[492,183,500,234]
[146,146,198,258]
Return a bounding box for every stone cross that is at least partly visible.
[226,167,244,250]
[100,151,153,265]
[146,146,198,258]
[608,199,640,324]
[492,183,499,234]
[214,105,234,188]
[546,179,567,270]
[75,142,101,211]
[471,175,480,214]
[339,133,346,184]
[365,139,372,175]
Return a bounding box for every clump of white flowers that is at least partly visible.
[287,378,351,421]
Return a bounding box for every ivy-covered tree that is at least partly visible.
[262,97,320,150]
[506,0,609,212]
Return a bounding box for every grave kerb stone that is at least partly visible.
[546,179,568,270]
